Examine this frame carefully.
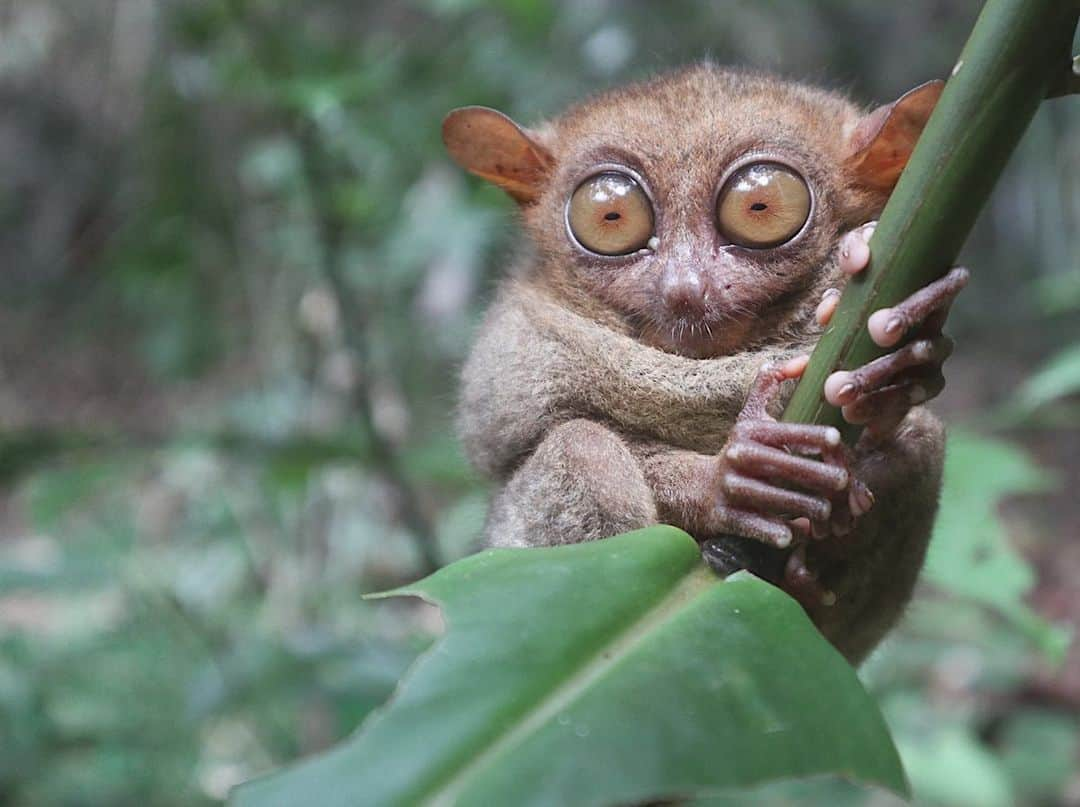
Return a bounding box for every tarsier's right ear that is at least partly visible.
[442,106,554,204]
[844,80,944,191]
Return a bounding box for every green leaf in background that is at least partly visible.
[1033,269,1080,316]
[233,527,906,807]
[997,709,1080,802]
[1013,343,1080,412]
[925,432,1069,659]
[896,726,1014,807]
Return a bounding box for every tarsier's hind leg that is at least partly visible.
[485,419,658,548]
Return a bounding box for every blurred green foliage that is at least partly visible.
[0,1,1076,805]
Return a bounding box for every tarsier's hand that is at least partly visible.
[713,223,967,607]
[818,221,969,442]
[713,357,873,552]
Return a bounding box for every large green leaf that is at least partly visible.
[232,527,906,807]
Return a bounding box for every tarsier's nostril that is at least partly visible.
[662,271,707,316]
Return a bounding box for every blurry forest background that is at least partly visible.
[0,1,1077,805]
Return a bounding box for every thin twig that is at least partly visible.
[293,123,442,573]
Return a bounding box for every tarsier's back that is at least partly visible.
[445,63,965,663]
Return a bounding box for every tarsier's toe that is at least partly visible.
[822,479,873,540]
[838,221,877,276]
[825,263,963,435]
[867,266,969,347]
[849,480,875,517]
[783,548,836,609]
[841,376,945,427]
[825,335,953,407]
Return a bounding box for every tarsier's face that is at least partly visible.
[444,65,940,358]
[553,139,827,358]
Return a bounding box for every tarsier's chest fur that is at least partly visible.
[460,278,815,475]
[448,64,947,663]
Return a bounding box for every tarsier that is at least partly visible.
[443,65,968,663]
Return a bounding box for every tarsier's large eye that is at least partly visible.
[568,172,654,256]
[716,163,811,248]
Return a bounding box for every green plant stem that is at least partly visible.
[782,0,1079,440]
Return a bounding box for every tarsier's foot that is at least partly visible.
[819,222,969,441]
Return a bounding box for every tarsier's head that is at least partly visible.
[444,64,940,358]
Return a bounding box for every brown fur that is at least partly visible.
[448,64,945,663]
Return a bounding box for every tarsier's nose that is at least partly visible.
[660,267,707,318]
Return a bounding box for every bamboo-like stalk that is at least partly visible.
[782,0,1079,439]
[704,0,1076,578]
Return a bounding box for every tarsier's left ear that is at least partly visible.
[442,106,554,204]
[845,80,945,190]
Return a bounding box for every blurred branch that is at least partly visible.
[784,0,1080,437]
[708,0,1080,570]
[221,0,442,573]
[293,122,442,575]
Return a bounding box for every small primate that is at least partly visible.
[443,64,967,663]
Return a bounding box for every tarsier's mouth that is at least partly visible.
[639,312,755,359]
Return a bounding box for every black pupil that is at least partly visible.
[604,211,621,221]
[750,202,768,211]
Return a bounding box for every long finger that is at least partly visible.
[723,473,833,523]
[840,375,945,425]
[815,288,841,327]
[868,267,970,347]
[838,221,877,276]
[824,335,953,406]
[731,420,843,454]
[739,356,810,422]
[724,442,850,494]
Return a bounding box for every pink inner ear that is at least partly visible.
[442,106,553,204]
[847,105,893,158]
[845,80,944,189]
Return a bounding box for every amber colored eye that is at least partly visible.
[716,163,811,248]
[568,172,654,256]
